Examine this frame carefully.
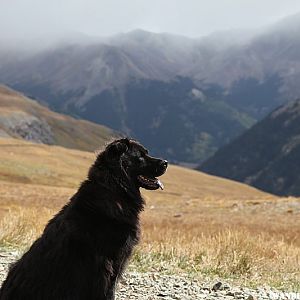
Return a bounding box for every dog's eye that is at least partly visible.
[138,156,145,163]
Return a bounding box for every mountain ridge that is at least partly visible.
[2,13,300,162]
[0,85,116,152]
[199,98,300,196]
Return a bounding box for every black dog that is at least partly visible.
[0,138,167,300]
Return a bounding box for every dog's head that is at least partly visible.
[104,138,168,191]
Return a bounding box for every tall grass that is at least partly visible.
[0,205,299,291]
[0,206,54,249]
[132,226,300,291]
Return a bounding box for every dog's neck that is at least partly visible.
[89,160,142,200]
[71,176,145,226]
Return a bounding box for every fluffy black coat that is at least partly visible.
[0,138,167,300]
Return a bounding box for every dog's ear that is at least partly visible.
[105,138,129,160]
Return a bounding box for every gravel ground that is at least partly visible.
[0,250,299,300]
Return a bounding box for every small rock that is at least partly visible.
[157,292,168,297]
[173,214,182,218]
[212,281,222,291]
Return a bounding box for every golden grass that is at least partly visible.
[0,138,270,197]
[0,203,298,290]
[0,138,92,187]
[0,206,54,249]
[136,236,299,289]
[135,221,300,290]
[0,138,299,290]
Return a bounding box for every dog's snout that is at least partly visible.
[160,160,168,169]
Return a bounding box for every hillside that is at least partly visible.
[0,85,115,151]
[0,73,255,163]
[1,138,300,290]
[200,99,300,196]
[0,137,268,200]
[0,137,277,247]
[0,76,255,163]
[77,77,254,163]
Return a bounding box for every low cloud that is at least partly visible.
[1,0,300,42]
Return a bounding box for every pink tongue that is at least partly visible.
[157,179,164,190]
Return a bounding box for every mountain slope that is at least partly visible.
[2,14,300,161]
[199,99,300,196]
[0,137,270,200]
[75,77,254,163]
[185,13,300,118]
[0,85,115,151]
[0,31,200,107]
[2,75,255,164]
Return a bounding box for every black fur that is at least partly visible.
[0,138,167,300]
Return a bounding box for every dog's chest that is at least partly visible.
[116,224,140,255]
[94,221,140,255]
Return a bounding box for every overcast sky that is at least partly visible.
[1,0,300,40]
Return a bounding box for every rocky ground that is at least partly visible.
[0,250,299,300]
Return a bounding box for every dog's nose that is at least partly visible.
[160,160,168,169]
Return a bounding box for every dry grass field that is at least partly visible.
[0,138,299,290]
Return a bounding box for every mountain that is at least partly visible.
[0,30,200,107]
[196,12,300,118]
[0,71,255,163]
[2,13,300,162]
[199,99,300,196]
[0,29,257,110]
[0,85,115,151]
[72,77,254,163]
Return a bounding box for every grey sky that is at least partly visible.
[1,0,300,40]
